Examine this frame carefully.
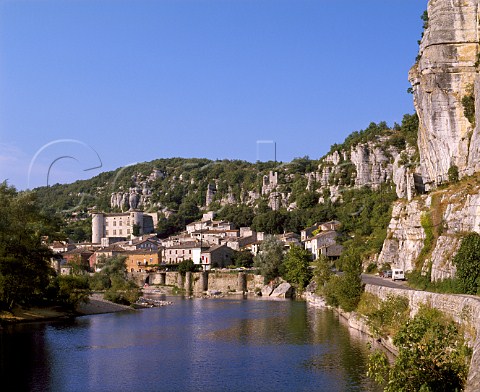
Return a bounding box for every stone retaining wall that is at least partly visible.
[134,271,265,294]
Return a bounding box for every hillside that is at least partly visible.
[32,115,418,251]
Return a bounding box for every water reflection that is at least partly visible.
[0,297,380,392]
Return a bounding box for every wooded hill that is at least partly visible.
[32,114,418,261]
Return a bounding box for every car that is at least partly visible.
[382,270,392,278]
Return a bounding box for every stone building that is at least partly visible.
[91,211,158,244]
[125,250,162,273]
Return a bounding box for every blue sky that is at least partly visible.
[0,0,427,190]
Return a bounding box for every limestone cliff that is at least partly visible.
[378,0,480,280]
[378,175,480,280]
[409,0,480,188]
[312,137,417,201]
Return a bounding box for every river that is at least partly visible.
[0,296,380,392]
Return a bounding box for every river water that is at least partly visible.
[0,296,380,392]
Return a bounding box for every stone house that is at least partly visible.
[125,250,162,273]
[62,248,94,271]
[89,245,126,271]
[304,231,339,260]
[200,244,234,270]
[164,242,208,265]
[121,238,160,251]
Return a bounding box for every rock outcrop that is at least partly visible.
[378,180,480,281]
[409,0,480,188]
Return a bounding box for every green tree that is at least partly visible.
[453,232,480,294]
[177,259,197,276]
[104,276,141,305]
[0,183,60,310]
[448,165,459,183]
[232,250,254,268]
[56,275,91,309]
[89,255,141,305]
[312,255,333,294]
[253,236,285,283]
[324,247,363,311]
[368,306,471,392]
[296,191,319,209]
[281,245,312,290]
[132,224,141,236]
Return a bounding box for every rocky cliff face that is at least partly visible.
[379,177,480,280]
[312,139,416,201]
[409,0,480,188]
[378,0,480,280]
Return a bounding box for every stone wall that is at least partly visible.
[142,271,264,294]
[365,284,480,392]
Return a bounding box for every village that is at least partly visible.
[49,208,343,276]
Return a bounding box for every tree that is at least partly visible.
[453,232,480,294]
[324,247,363,311]
[132,224,141,237]
[368,306,471,392]
[253,236,285,283]
[177,259,197,276]
[448,165,459,183]
[232,250,254,268]
[312,255,333,294]
[55,275,91,309]
[89,255,141,305]
[281,245,312,290]
[104,276,141,305]
[0,183,60,310]
[296,191,319,209]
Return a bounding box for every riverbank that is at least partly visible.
[0,293,134,325]
[304,291,398,355]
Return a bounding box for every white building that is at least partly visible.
[91,211,158,244]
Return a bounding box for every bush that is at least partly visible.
[453,232,480,295]
[324,247,363,312]
[364,294,410,338]
[104,276,141,305]
[177,259,198,276]
[368,305,471,392]
[448,165,459,183]
[56,275,91,309]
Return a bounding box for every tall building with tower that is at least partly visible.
[92,211,158,245]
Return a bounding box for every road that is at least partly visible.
[361,273,416,290]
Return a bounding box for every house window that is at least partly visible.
[113,230,116,235]
[127,229,130,234]
[106,230,109,236]
[113,221,116,226]
[119,230,122,235]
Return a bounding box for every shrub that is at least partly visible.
[448,165,459,183]
[365,294,410,338]
[368,305,471,392]
[462,86,475,127]
[453,232,480,295]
